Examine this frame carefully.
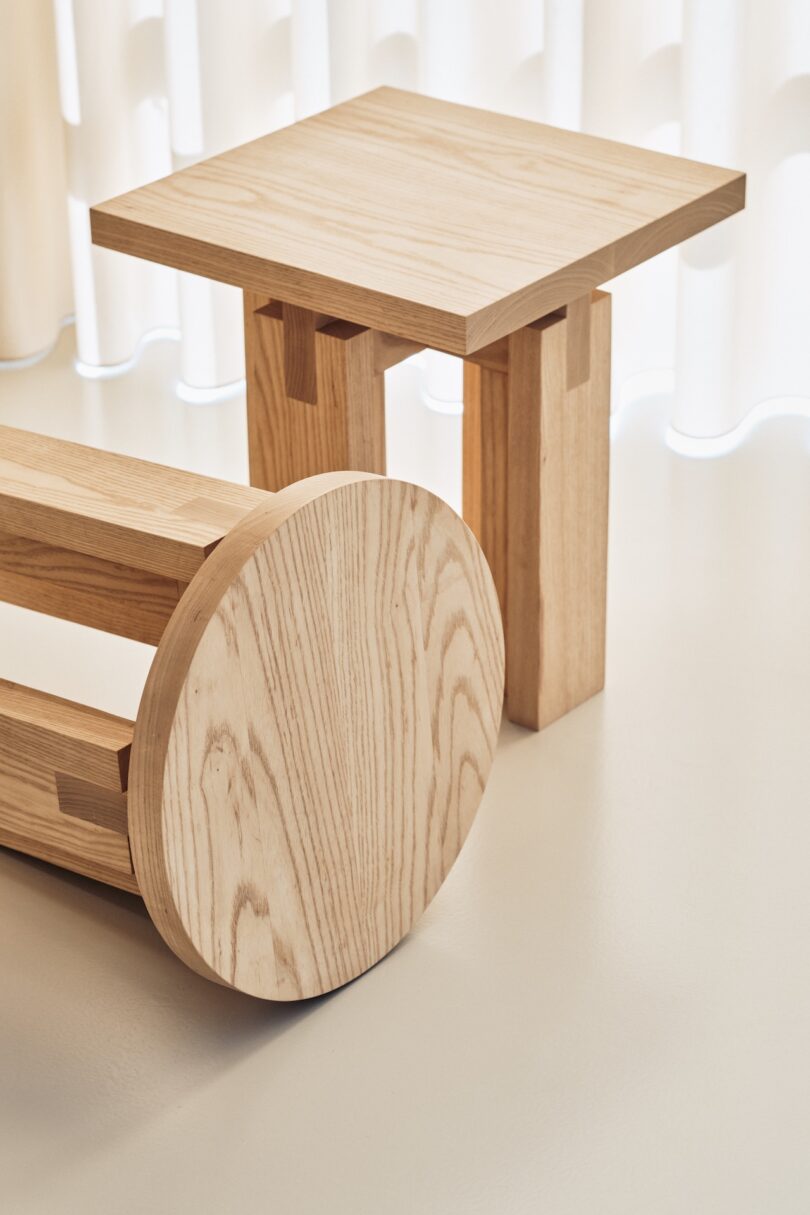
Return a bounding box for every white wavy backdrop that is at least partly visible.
[1,0,808,446]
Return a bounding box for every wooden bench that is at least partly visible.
[0,425,504,999]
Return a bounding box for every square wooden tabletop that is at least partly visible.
[91,87,745,355]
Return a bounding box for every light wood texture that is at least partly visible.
[0,679,136,891]
[0,424,266,582]
[55,773,129,836]
[0,529,184,644]
[464,291,611,730]
[373,330,511,375]
[565,294,591,389]
[281,303,319,403]
[466,336,511,376]
[462,304,567,628]
[91,87,745,355]
[505,323,545,728]
[249,310,502,380]
[373,330,424,373]
[0,679,131,787]
[462,361,509,622]
[129,474,504,1000]
[246,296,385,492]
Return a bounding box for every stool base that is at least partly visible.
[244,290,611,732]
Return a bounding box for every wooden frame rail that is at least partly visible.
[0,424,504,999]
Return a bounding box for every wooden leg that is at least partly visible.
[462,361,508,621]
[463,291,611,730]
[244,293,385,491]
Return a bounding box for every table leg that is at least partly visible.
[244,292,385,492]
[463,291,611,730]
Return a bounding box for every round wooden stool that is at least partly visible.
[0,427,503,999]
[132,473,503,998]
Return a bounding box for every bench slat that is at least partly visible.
[0,425,267,581]
[0,679,137,891]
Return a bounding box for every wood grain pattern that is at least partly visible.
[464,292,610,730]
[463,361,509,623]
[281,303,319,403]
[373,330,512,376]
[91,87,744,354]
[129,474,504,1000]
[540,292,611,726]
[373,330,424,373]
[55,773,129,836]
[0,679,132,788]
[462,305,568,635]
[566,294,591,389]
[0,680,136,891]
[0,424,265,581]
[0,529,183,644]
[503,323,544,727]
[246,296,385,492]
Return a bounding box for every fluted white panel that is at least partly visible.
[673,0,743,438]
[292,0,331,116]
[57,0,177,370]
[368,0,418,90]
[0,0,804,444]
[422,350,463,416]
[418,0,475,102]
[731,0,810,430]
[584,0,682,407]
[328,0,373,101]
[0,0,71,361]
[415,0,475,413]
[543,0,583,129]
[163,0,293,392]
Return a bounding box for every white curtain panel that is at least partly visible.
[1,0,808,444]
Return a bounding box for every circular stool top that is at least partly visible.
[129,473,504,1000]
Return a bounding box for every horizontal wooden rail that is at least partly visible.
[0,425,267,580]
[0,530,185,645]
[0,679,137,892]
[0,425,269,641]
[250,298,590,411]
[253,298,519,378]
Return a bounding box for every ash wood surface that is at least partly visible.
[464,291,610,730]
[246,297,385,492]
[463,362,509,622]
[565,294,591,389]
[504,322,546,728]
[0,680,136,891]
[373,330,425,373]
[129,474,504,1000]
[55,773,129,836]
[0,425,266,581]
[0,679,131,788]
[92,87,745,354]
[281,303,319,403]
[0,530,183,644]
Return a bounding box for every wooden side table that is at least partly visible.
[91,88,745,730]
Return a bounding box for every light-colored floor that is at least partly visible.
[1,329,808,1215]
